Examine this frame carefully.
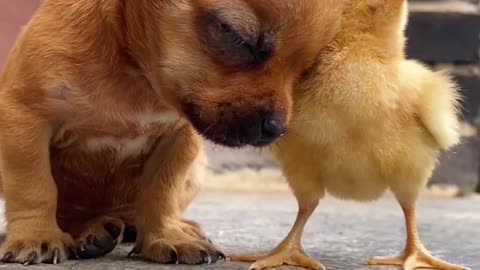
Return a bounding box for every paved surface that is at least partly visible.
[0,192,479,270]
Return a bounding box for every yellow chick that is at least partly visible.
[231,0,471,270]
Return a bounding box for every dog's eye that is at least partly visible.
[219,23,245,46]
[199,13,276,68]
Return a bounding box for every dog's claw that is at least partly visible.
[200,250,212,264]
[217,251,226,261]
[127,249,137,257]
[52,248,59,265]
[167,250,179,264]
[1,252,14,263]
[23,252,37,265]
[69,247,79,260]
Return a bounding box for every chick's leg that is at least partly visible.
[368,202,471,270]
[230,198,324,270]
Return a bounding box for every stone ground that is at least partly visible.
[1,192,479,270]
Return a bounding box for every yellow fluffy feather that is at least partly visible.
[231,1,469,269]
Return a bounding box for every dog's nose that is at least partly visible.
[262,118,286,140]
[252,113,287,146]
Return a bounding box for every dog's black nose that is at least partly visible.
[194,110,287,148]
[252,113,287,146]
[262,118,286,140]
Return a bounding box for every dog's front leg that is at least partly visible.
[0,110,74,265]
[131,125,224,265]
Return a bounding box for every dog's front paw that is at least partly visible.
[75,216,125,259]
[179,219,211,242]
[130,220,225,265]
[0,229,74,265]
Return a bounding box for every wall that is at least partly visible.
[0,0,41,68]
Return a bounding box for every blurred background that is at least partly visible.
[1,0,479,196]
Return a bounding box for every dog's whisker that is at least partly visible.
[272,15,296,33]
[201,120,218,137]
[275,142,281,151]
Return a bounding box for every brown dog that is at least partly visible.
[0,0,344,266]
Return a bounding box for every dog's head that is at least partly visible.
[133,0,344,147]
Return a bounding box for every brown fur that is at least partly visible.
[231,0,467,269]
[0,0,344,265]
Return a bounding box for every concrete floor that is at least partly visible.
[0,192,479,270]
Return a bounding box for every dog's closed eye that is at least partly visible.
[198,11,276,69]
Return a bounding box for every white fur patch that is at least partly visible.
[135,111,179,129]
[86,136,149,162]
[117,136,149,161]
[84,111,179,161]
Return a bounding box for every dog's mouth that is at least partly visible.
[187,116,265,148]
[182,102,286,148]
[196,127,277,148]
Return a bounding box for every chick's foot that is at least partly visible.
[229,201,323,270]
[368,203,470,270]
[230,246,325,270]
[368,247,471,270]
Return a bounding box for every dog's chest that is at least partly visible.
[49,110,185,207]
[53,111,181,163]
[87,112,179,160]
